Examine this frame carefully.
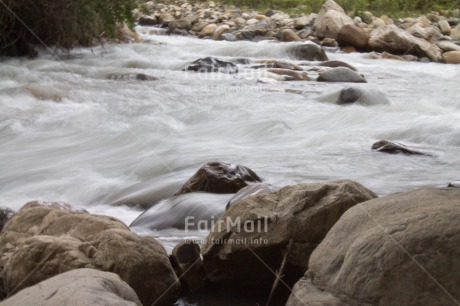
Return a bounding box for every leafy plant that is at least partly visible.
[0,0,137,56]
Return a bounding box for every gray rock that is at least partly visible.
[171,242,205,292]
[319,60,357,71]
[186,57,238,74]
[1,268,142,306]
[202,180,376,298]
[221,33,237,41]
[369,25,442,62]
[289,43,329,61]
[317,67,367,83]
[287,188,460,306]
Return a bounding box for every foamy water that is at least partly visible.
[1,26,459,251]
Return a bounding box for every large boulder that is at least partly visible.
[337,24,370,50]
[288,43,329,61]
[317,67,367,83]
[201,180,376,301]
[368,25,442,62]
[1,268,142,306]
[287,188,460,306]
[174,161,261,195]
[0,201,180,305]
[315,0,353,39]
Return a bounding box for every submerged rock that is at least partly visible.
[226,183,279,210]
[317,67,367,83]
[267,68,310,80]
[201,180,376,302]
[186,57,238,74]
[1,268,142,306]
[372,140,430,156]
[319,60,357,70]
[0,201,180,306]
[108,73,158,81]
[448,181,460,187]
[318,87,390,106]
[253,60,303,71]
[287,188,460,306]
[288,43,329,61]
[130,192,233,230]
[175,161,261,195]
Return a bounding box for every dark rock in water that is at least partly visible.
[171,242,205,292]
[201,180,377,302]
[226,183,279,210]
[319,60,357,71]
[170,28,189,36]
[318,87,391,106]
[138,16,156,26]
[372,140,430,156]
[289,44,329,61]
[0,268,142,306]
[0,207,14,233]
[129,193,233,230]
[338,87,362,104]
[317,67,367,83]
[287,188,460,306]
[108,73,158,81]
[175,161,261,195]
[186,57,238,74]
[447,181,459,187]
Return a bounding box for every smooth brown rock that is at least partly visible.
[443,51,460,64]
[200,23,217,36]
[1,268,142,306]
[280,29,302,42]
[287,188,460,306]
[175,161,261,195]
[439,19,452,35]
[317,67,367,83]
[0,201,180,305]
[268,68,309,80]
[337,24,370,49]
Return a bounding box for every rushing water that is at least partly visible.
[1,26,459,251]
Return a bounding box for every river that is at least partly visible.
[1,26,459,251]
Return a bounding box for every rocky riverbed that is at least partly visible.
[135,0,460,63]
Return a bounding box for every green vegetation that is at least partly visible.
[0,0,137,56]
[217,0,460,17]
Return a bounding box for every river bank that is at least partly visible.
[133,0,460,63]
